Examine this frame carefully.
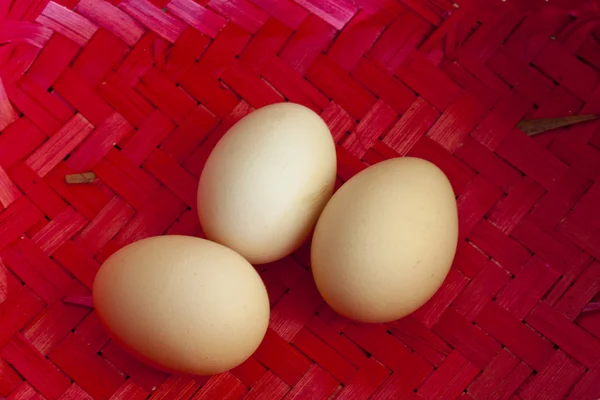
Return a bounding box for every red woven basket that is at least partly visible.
[1,0,600,399]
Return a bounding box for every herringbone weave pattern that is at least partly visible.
[1,0,599,399]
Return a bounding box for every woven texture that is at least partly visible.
[1,0,600,399]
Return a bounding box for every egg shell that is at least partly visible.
[198,102,337,265]
[311,157,459,323]
[93,235,270,375]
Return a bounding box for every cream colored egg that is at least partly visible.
[311,157,458,323]
[198,102,336,265]
[93,236,270,375]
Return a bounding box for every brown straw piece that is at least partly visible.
[517,114,600,136]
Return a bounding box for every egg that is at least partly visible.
[198,102,336,265]
[93,235,270,375]
[311,157,458,323]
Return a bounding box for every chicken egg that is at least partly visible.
[198,102,337,264]
[311,157,458,323]
[93,235,270,375]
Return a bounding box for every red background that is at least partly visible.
[0,0,599,399]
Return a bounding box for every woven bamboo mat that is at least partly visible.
[1,0,600,399]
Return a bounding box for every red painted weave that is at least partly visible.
[1,0,600,399]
